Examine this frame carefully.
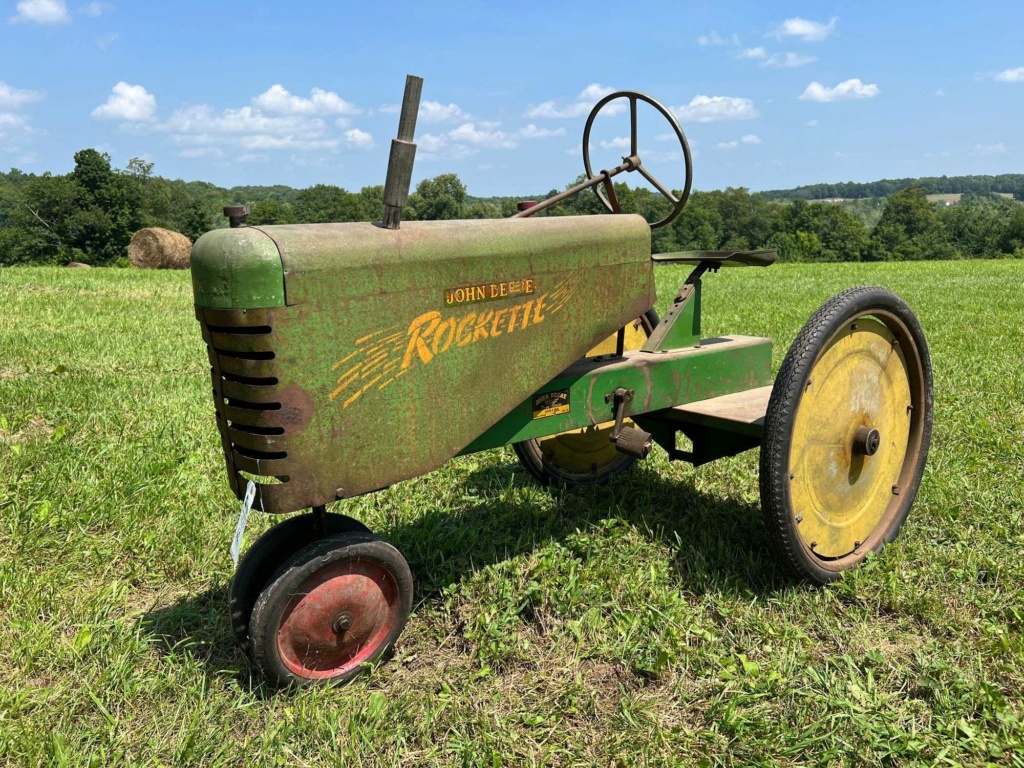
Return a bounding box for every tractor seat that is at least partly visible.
[651,249,777,268]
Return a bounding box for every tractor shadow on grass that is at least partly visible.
[393,457,794,603]
[138,452,791,690]
[138,580,260,689]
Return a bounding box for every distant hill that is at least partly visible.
[760,174,1024,201]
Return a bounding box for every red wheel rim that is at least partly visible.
[276,560,400,680]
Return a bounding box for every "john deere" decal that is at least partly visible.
[330,273,577,408]
[444,278,535,307]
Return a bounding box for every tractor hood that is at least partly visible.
[190,215,656,512]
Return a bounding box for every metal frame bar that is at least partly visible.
[459,336,772,455]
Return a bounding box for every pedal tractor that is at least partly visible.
[190,77,933,686]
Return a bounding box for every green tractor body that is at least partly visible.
[191,215,658,513]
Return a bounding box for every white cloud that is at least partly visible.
[90,86,375,160]
[0,81,45,109]
[599,136,631,150]
[672,95,758,123]
[806,119,819,127]
[698,30,740,46]
[238,134,337,151]
[448,122,516,149]
[764,52,816,68]
[91,82,157,121]
[717,134,761,150]
[799,79,879,102]
[518,124,565,139]
[0,81,43,151]
[82,1,112,15]
[178,146,224,159]
[974,142,1006,155]
[525,83,625,119]
[737,47,815,68]
[379,99,469,122]
[254,84,359,116]
[935,89,945,97]
[10,0,69,24]
[0,112,32,140]
[418,133,448,153]
[419,100,466,123]
[771,17,838,42]
[96,31,118,48]
[418,120,564,159]
[344,127,373,149]
[164,105,324,137]
[994,68,1024,83]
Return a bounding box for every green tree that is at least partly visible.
[294,184,367,223]
[464,201,501,219]
[866,184,955,261]
[248,199,295,226]
[785,202,868,262]
[407,174,467,220]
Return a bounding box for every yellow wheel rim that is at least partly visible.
[536,319,649,474]
[789,317,913,558]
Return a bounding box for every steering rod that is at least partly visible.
[513,155,641,219]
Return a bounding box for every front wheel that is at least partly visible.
[760,286,933,584]
[250,532,413,686]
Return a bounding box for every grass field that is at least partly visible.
[1,260,1022,766]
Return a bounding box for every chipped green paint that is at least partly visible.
[190,227,285,309]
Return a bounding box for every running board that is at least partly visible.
[635,385,773,466]
[662,385,772,438]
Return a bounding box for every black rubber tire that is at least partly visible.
[513,308,659,486]
[759,286,934,584]
[229,512,370,653]
[250,532,413,687]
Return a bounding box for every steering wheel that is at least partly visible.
[582,90,693,229]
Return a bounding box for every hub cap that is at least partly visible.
[789,318,912,558]
[276,560,400,680]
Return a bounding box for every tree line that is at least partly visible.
[761,174,1024,202]
[1,149,1022,266]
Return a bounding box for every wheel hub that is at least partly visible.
[853,426,881,456]
[332,611,354,635]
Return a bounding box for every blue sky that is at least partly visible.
[1,0,1022,196]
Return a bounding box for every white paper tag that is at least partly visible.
[230,480,256,568]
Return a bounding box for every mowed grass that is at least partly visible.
[0,260,1022,767]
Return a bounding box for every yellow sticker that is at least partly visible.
[533,390,570,419]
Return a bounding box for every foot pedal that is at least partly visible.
[605,387,653,459]
[613,426,653,459]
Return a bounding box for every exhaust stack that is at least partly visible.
[381,74,423,229]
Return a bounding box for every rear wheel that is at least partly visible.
[250,532,413,687]
[513,309,657,485]
[760,287,933,583]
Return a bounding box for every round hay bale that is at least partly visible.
[128,227,192,270]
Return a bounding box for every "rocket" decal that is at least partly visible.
[329,273,578,408]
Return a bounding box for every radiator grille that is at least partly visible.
[197,308,291,503]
